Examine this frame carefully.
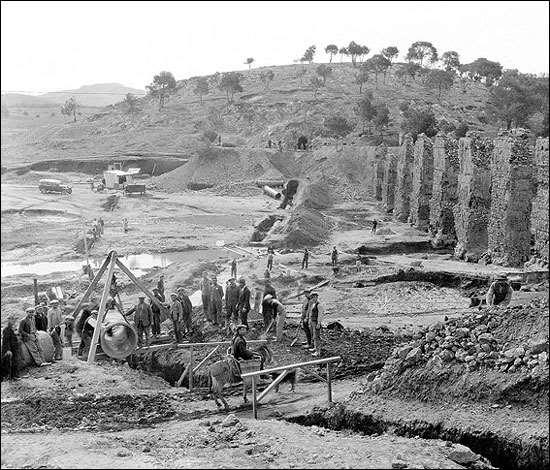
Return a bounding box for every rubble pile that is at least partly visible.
[488,129,534,267]
[430,133,459,247]
[409,134,434,231]
[393,134,415,222]
[381,152,398,213]
[366,299,549,395]
[531,137,549,264]
[453,132,493,262]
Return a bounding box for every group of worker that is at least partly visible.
[90,218,105,242]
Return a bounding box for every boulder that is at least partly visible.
[440,350,454,362]
[529,339,549,355]
[221,414,240,427]
[397,345,413,360]
[478,333,494,343]
[538,351,548,365]
[455,328,470,338]
[405,347,422,364]
[513,347,526,358]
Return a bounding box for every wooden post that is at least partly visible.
[188,346,194,392]
[87,252,117,363]
[71,255,110,318]
[193,345,220,374]
[257,369,289,403]
[33,279,39,305]
[251,376,258,419]
[326,363,332,403]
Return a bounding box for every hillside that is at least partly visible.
[1,93,57,108]
[1,63,494,165]
[40,83,145,107]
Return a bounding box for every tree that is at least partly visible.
[301,45,316,64]
[381,46,399,64]
[396,63,422,83]
[259,70,275,89]
[61,97,78,122]
[354,92,377,132]
[365,54,391,83]
[124,93,139,114]
[425,69,455,99]
[400,103,438,137]
[310,76,324,97]
[245,57,255,70]
[454,122,469,138]
[324,114,354,138]
[218,72,243,104]
[194,77,210,104]
[441,51,460,74]
[316,64,332,85]
[406,41,438,66]
[355,66,370,93]
[146,71,177,110]
[463,58,503,86]
[372,103,390,136]
[325,44,338,63]
[347,41,368,67]
[339,47,348,63]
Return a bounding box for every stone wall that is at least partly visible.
[488,129,535,267]
[531,137,549,263]
[382,152,398,213]
[409,134,434,231]
[453,133,493,261]
[375,145,387,201]
[430,133,459,247]
[393,134,415,222]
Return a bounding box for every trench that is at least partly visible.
[287,404,548,470]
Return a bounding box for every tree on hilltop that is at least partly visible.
[382,46,399,64]
[245,58,255,70]
[355,66,370,93]
[296,67,307,86]
[146,71,177,110]
[194,77,210,104]
[463,58,503,86]
[218,72,243,104]
[316,64,332,85]
[347,41,369,67]
[365,54,391,83]
[441,51,461,74]
[61,97,78,122]
[406,41,438,67]
[396,63,423,84]
[400,102,438,138]
[301,45,317,64]
[339,47,348,63]
[325,44,338,63]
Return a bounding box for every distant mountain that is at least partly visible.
[1,93,57,108]
[41,83,145,107]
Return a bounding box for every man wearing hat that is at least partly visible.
[34,304,48,332]
[76,305,94,357]
[177,288,193,336]
[132,295,153,346]
[200,272,211,320]
[264,295,286,342]
[237,278,251,326]
[308,292,325,357]
[486,274,513,307]
[231,324,261,361]
[2,315,20,380]
[48,300,64,361]
[169,293,183,342]
[209,276,224,326]
[225,278,240,328]
[150,288,164,338]
[300,289,313,349]
[18,307,45,366]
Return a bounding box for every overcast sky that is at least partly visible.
[1,1,548,94]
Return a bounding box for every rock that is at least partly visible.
[513,347,526,358]
[504,348,516,359]
[116,449,132,457]
[513,358,522,367]
[221,414,240,427]
[429,322,444,332]
[199,420,211,427]
[464,355,475,363]
[476,324,488,333]
[426,332,436,341]
[405,347,422,363]
[440,350,454,362]
[478,333,494,343]
[142,446,151,453]
[391,462,408,469]
[455,327,470,338]
[397,345,413,360]
[448,444,480,465]
[538,351,548,364]
[480,343,492,353]
[529,339,549,355]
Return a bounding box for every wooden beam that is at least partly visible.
[327,363,332,403]
[193,345,220,374]
[115,258,166,312]
[87,252,117,363]
[33,279,39,305]
[176,357,193,388]
[285,279,330,301]
[251,376,258,419]
[257,369,288,403]
[71,255,110,318]
[134,339,267,353]
[241,356,341,378]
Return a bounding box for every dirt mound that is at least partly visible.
[293,181,332,209]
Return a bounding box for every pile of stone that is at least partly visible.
[368,303,549,393]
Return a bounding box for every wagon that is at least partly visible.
[123,183,146,196]
[38,179,72,194]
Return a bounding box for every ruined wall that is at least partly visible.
[488,129,535,267]
[429,133,459,247]
[530,137,549,263]
[375,144,387,201]
[393,134,415,222]
[382,152,398,213]
[453,133,493,261]
[409,134,434,231]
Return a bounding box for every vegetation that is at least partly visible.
[425,69,455,99]
[325,44,338,63]
[146,71,177,110]
[194,77,210,104]
[347,41,369,66]
[218,72,243,104]
[60,97,78,122]
[400,102,438,138]
[462,58,502,86]
[381,46,399,64]
[316,64,332,85]
[365,54,391,83]
[324,114,354,138]
[124,93,139,114]
[406,41,438,66]
[245,58,255,70]
[441,51,461,74]
[355,92,390,136]
[310,76,324,97]
[301,45,316,64]
[354,66,370,93]
[259,70,275,89]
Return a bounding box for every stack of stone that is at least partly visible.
[488,129,534,267]
[393,134,415,222]
[531,137,549,264]
[409,134,434,231]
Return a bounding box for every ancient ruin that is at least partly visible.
[375,144,387,201]
[393,133,415,222]
[409,133,434,231]
[531,137,550,263]
[381,152,398,213]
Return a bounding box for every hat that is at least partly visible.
[238,277,246,284]
[153,287,159,291]
[91,310,98,314]
[302,288,312,294]
[170,292,178,297]
[51,299,59,304]
[25,307,35,313]
[263,294,273,301]
[138,295,145,299]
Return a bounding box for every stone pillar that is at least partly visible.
[393,134,414,222]
[531,137,549,264]
[375,144,387,201]
[382,152,398,213]
[453,132,493,261]
[409,134,434,231]
[365,147,377,200]
[430,133,459,247]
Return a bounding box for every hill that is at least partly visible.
[1,93,57,108]
[40,83,145,107]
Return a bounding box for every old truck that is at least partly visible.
[38,178,72,194]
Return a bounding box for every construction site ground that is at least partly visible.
[1,169,548,469]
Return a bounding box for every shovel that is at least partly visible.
[260,319,275,340]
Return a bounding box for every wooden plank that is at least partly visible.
[251,376,258,419]
[241,356,341,378]
[257,369,289,403]
[193,345,220,374]
[176,358,193,388]
[327,363,332,403]
[134,339,267,353]
[33,279,38,305]
[71,255,110,318]
[189,346,194,392]
[285,280,330,300]
[87,252,117,363]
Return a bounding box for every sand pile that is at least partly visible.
[293,181,332,209]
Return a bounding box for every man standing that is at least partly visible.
[269,297,286,342]
[169,293,183,343]
[302,248,309,270]
[209,277,224,326]
[34,304,48,331]
[486,274,514,307]
[98,217,105,235]
[237,278,251,326]
[76,306,94,357]
[267,251,274,272]
[157,275,165,298]
[225,278,240,327]
[177,288,193,335]
[1,315,20,381]
[308,292,324,357]
[150,288,164,338]
[300,290,313,349]
[231,325,261,361]
[231,258,238,279]
[63,315,74,347]
[133,296,153,346]
[372,220,378,234]
[262,283,277,329]
[18,308,45,366]
[48,300,64,361]
[200,272,211,321]
[331,247,338,267]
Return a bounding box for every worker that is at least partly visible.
[63,315,74,347]
[48,300,64,361]
[262,294,274,330]
[169,293,183,342]
[302,248,309,269]
[225,278,240,327]
[200,272,211,320]
[264,268,271,280]
[486,274,513,307]
[231,325,261,361]
[34,304,48,331]
[133,296,153,346]
[157,275,165,297]
[1,315,20,381]
[18,308,45,366]
[331,247,338,267]
[267,251,274,272]
[122,218,129,233]
[372,219,378,234]
[268,139,272,149]
[209,277,224,326]
[150,288,164,338]
[47,300,63,331]
[98,217,105,235]
[268,296,286,342]
[76,306,94,357]
[355,257,362,273]
[308,292,325,357]
[300,290,313,349]
[237,278,251,326]
[231,258,238,279]
[177,288,193,335]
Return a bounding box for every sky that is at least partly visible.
[1,1,548,94]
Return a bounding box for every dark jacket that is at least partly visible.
[134,302,153,327]
[226,284,240,308]
[18,317,36,342]
[34,312,48,331]
[2,326,19,357]
[231,335,254,360]
[76,309,94,337]
[179,294,193,318]
[210,284,224,305]
[151,292,165,315]
[238,286,251,313]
